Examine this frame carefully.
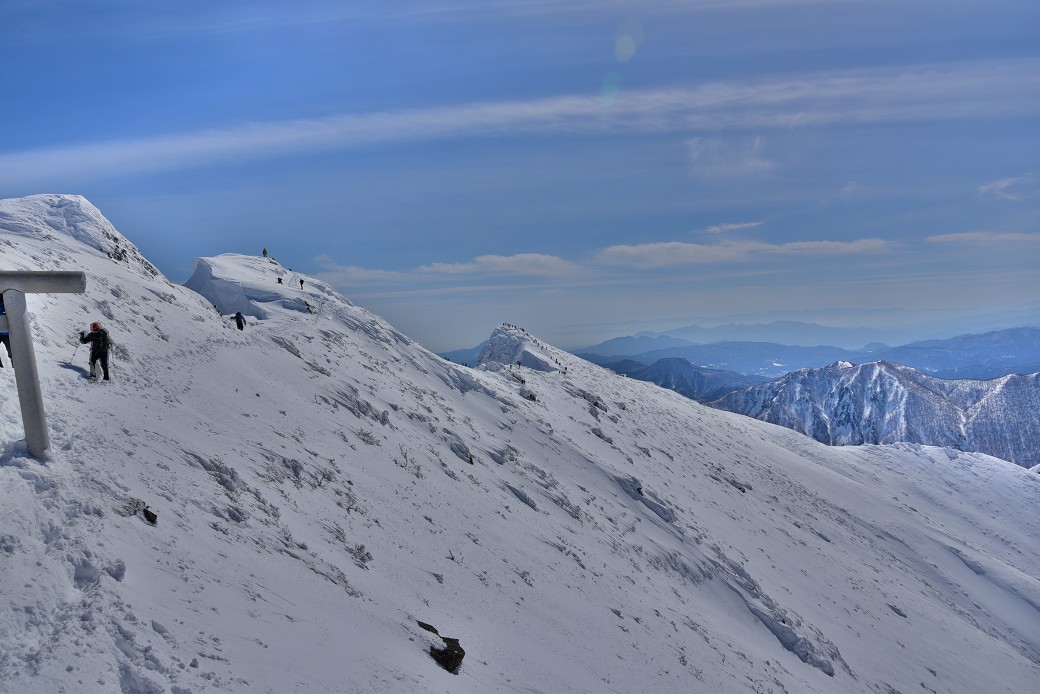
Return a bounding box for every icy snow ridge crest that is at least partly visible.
[477,324,559,373]
[0,194,159,279]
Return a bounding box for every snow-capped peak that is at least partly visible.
[0,194,159,279]
[184,253,345,321]
[476,323,561,373]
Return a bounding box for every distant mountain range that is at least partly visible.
[604,358,768,402]
[572,334,699,357]
[581,316,1040,351]
[874,327,1040,375]
[576,326,1040,380]
[708,361,1040,468]
[652,320,904,349]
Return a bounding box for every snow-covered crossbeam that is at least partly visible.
[0,270,86,295]
[0,270,86,458]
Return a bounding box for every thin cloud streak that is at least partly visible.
[419,253,581,276]
[705,221,763,234]
[594,238,890,268]
[976,175,1038,201]
[687,137,774,178]
[317,236,891,286]
[927,231,1040,244]
[1,59,1037,186]
[314,254,407,283]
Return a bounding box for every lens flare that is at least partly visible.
[615,19,644,63]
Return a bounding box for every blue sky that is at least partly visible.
[1,0,1038,351]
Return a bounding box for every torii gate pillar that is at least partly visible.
[0,271,87,459]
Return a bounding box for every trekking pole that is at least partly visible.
[67,343,80,365]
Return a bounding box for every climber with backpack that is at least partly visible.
[79,321,111,381]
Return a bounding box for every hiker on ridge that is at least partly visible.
[233,311,246,330]
[79,321,111,381]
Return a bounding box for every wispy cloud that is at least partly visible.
[705,221,764,234]
[314,254,406,284]
[927,231,1040,244]
[1,59,1036,187]
[977,175,1037,201]
[594,238,889,268]
[687,136,774,178]
[6,0,835,45]
[316,235,890,284]
[419,253,581,276]
[315,251,580,285]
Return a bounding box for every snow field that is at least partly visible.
[0,194,1038,693]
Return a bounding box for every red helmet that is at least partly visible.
[90,322,101,331]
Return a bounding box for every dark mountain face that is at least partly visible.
[601,357,768,402]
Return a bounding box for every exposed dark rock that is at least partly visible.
[430,637,465,672]
[417,620,466,673]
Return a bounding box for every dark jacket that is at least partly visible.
[79,328,110,357]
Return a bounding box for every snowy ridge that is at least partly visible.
[0,195,159,280]
[477,324,559,373]
[183,254,357,325]
[1,195,1039,694]
[709,360,1040,468]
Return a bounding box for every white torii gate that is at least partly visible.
[0,271,87,459]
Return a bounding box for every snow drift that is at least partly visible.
[1,194,1038,694]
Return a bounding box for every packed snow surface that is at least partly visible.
[1,195,1039,694]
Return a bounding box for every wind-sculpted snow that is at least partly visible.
[1,194,1039,693]
[711,360,1040,468]
[0,195,160,280]
[477,324,559,373]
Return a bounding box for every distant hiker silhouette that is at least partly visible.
[233,312,246,330]
[79,321,111,381]
[299,279,304,289]
[277,277,283,284]
[262,248,268,257]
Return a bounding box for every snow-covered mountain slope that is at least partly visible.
[709,360,1040,469]
[2,194,1039,694]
